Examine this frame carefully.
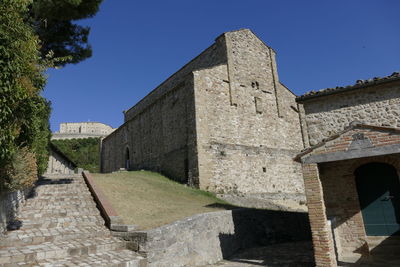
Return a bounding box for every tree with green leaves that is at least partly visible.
[52,138,101,173]
[0,0,103,191]
[0,0,50,191]
[30,0,103,66]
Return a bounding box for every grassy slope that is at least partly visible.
[91,171,234,230]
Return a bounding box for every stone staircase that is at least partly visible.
[0,174,146,266]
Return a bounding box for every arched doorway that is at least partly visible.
[355,162,400,236]
[125,147,130,170]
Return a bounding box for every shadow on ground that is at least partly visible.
[338,233,400,267]
[209,207,314,266]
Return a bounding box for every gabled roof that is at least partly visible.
[296,72,400,103]
[294,122,400,164]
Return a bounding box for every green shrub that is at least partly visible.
[0,0,51,191]
[0,147,38,192]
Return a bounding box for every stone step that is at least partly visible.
[22,199,98,209]
[1,226,111,247]
[17,215,105,230]
[33,191,93,197]
[0,236,126,265]
[36,180,86,186]
[34,249,147,267]
[34,184,89,190]
[24,195,95,203]
[35,179,87,184]
[20,202,98,211]
[17,208,100,220]
[36,179,86,185]
[33,188,90,195]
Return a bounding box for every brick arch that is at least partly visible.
[347,155,400,178]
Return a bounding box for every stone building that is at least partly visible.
[100,28,400,265]
[101,29,305,209]
[295,72,400,266]
[52,122,115,140]
[45,143,77,175]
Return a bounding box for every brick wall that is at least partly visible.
[0,188,31,237]
[312,126,400,155]
[318,155,400,259]
[302,163,337,267]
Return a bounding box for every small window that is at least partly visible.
[262,167,266,173]
[255,97,263,114]
[251,81,260,89]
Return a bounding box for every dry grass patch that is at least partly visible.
[91,171,234,230]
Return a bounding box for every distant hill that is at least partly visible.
[51,138,100,173]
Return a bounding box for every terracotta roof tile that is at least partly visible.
[296,72,400,102]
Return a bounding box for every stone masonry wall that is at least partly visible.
[102,29,306,206]
[0,188,31,237]
[52,133,106,140]
[102,78,197,183]
[300,80,400,146]
[59,122,114,135]
[102,33,228,184]
[194,30,305,209]
[45,150,75,175]
[123,36,227,122]
[139,209,310,267]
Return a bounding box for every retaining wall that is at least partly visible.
[0,188,31,236]
[116,208,311,267]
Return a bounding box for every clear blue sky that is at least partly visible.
[43,0,400,132]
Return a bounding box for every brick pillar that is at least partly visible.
[303,163,337,267]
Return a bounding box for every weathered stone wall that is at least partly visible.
[59,122,115,135]
[123,36,227,122]
[45,149,75,175]
[102,33,229,184]
[299,80,400,146]
[52,133,106,140]
[135,209,311,267]
[101,78,201,183]
[0,188,31,237]
[194,30,305,208]
[102,29,305,206]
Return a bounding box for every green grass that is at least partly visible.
[91,171,235,230]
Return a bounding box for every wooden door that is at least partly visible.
[355,162,400,236]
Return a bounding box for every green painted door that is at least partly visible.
[355,162,400,236]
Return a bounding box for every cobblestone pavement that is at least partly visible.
[202,241,315,267]
[0,174,145,266]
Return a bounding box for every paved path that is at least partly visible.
[202,241,315,267]
[0,174,145,266]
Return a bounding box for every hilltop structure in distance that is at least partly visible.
[52,122,115,140]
